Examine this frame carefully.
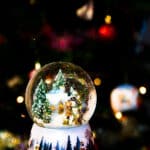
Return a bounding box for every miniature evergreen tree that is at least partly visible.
[39,136,44,150]
[86,139,95,150]
[52,69,66,90]
[74,137,80,150]
[56,141,60,150]
[49,143,52,150]
[39,137,52,150]
[66,136,72,150]
[32,79,52,123]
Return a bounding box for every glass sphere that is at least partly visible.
[25,61,97,128]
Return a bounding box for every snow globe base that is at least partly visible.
[27,123,96,150]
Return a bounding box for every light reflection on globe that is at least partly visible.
[25,61,97,128]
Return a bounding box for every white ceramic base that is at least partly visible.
[27,123,96,150]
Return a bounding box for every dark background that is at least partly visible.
[0,0,150,149]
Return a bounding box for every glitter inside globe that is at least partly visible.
[25,61,97,128]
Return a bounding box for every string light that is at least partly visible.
[139,86,147,95]
[115,112,122,120]
[104,15,112,24]
[16,96,24,104]
[94,77,102,86]
[35,62,41,70]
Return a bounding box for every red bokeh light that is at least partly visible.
[98,24,116,40]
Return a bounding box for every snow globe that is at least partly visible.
[110,83,140,115]
[110,83,141,138]
[25,61,97,150]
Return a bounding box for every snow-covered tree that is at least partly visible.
[32,79,52,123]
[52,69,66,90]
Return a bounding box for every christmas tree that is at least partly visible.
[56,141,60,150]
[52,69,66,90]
[74,137,80,150]
[32,79,52,123]
[39,137,53,150]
